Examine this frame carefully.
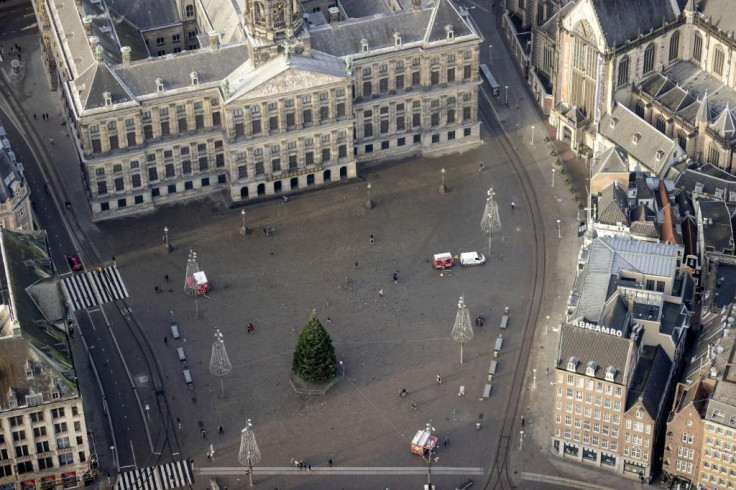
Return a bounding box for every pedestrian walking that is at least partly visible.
[369,234,374,245]
[328,459,333,467]
[163,274,169,282]
[521,415,525,427]
[177,418,182,431]
[436,374,442,385]
[163,336,167,344]
[112,256,116,266]
[218,426,224,434]
[16,45,20,53]
[354,261,359,269]
[33,113,36,119]
[326,316,332,323]
[307,463,312,472]
[511,202,515,210]
[42,113,46,120]
[392,271,398,284]
[399,388,408,398]
[206,451,211,461]
[378,288,384,297]
[201,429,206,439]
[478,163,485,172]
[48,137,54,144]
[411,400,417,410]
[247,323,255,333]
[46,113,49,119]
[546,367,549,375]
[154,286,160,293]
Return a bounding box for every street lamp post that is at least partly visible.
[557,219,561,238]
[489,44,493,64]
[551,168,556,188]
[505,85,509,105]
[238,419,261,486]
[451,296,474,364]
[365,182,374,209]
[520,430,524,450]
[240,209,247,236]
[110,446,117,471]
[531,125,535,145]
[546,315,550,335]
[480,188,501,255]
[439,168,446,194]
[422,422,436,490]
[162,226,171,253]
[533,368,537,389]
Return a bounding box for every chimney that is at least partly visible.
[121,46,131,66]
[328,6,339,24]
[82,16,93,35]
[94,45,104,62]
[208,30,220,52]
[88,36,99,52]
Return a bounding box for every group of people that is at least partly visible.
[291,459,312,471]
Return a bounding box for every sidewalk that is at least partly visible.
[485,13,642,490]
[0,30,115,489]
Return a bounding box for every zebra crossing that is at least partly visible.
[61,265,129,311]
[115,460,193,490]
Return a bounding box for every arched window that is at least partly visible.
[635,100,645,118]
[708,144,721,166]
[643,43,655,74]
[617,56,629,87]
[677,131,687,151]
[273,6,285,26]
[669,31,680,62]
[655,115,666,134]
[185,4,194,17]
[254,1,265,23]
[713,47,725,76]
[693,33,703,62]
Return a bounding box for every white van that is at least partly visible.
[460,252,486,266]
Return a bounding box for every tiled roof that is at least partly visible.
[597,182,629,226]
[626,344,673,416]
[698,199,734,254]
[592,146,628,176]
[105,0,180,29]
[599,104,679,176]
[557,324,632,384]
[700,0,736,39]
[340,0,392,18]
[73,62,135,111]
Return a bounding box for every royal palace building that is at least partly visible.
[32,0,482,221]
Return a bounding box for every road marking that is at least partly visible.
[196,466,485,476]
[519,472,612,489]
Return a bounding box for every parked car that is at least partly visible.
[65,254,83,271]
[460,252,486,266]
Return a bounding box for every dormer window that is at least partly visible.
[694,182,704,194]
[656,149,664,161]
[610,117,618,128]
[394,32,402,47]
[632,133,641,144]
[567,356,579,372]
[103,91,112,106]
[190,72,199,86]
[361,39,369,53]
[586,361,597,377]
[605,365,617,381]
[445,25,454,40]
[156,78,165,92]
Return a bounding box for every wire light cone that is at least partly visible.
[480,188,502,255]
[239,418,261,486]
[451,296,474,364]
[209,330,232,376]
[183,250,201,295]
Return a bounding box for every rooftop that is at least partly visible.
[626,344,673,416]
[698,199,734,254]
[557,323,633,384]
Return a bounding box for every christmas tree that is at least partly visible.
[292,312,338,383]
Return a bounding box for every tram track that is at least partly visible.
[478,93,549,490]
[0,62,187,486]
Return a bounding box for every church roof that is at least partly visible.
[105,0,180,29]
[591,0,680,49]
[699,0,736,38]
[710,104,736,139]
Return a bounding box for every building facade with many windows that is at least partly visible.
[33,0,482,220]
